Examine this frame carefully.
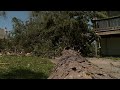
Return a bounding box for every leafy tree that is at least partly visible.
[28,11,107,56]
[107,11,120,17]
[0,11,7,52]
[10,11,107,57]
[11,17,26,53]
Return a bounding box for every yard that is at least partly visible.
[0,55,120,79]
[0,56,54,79]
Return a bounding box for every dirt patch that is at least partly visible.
[87,58,120,79]
[48,49,115,79]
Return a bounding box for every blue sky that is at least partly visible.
[0,11,30,31]
[0,11,94,31]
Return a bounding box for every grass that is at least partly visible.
[0,56,55,79]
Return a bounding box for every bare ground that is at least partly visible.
[50,57,120,79]
[86,58,120,79]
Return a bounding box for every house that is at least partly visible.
[0,28,8,39]
[93,15,120,56]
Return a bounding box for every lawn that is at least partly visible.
[0,56,55,79]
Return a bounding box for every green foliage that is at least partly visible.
[107,11,120,17]
[5,11,108,57]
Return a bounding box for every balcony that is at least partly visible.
[93,16,120,35]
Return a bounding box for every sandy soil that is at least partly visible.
[51,57,120,79]
[86,58,120,79]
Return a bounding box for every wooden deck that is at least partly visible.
[93,15,120,35]
[96,29,120,35]
[94,27,120,35]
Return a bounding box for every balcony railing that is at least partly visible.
[95,26,120,32]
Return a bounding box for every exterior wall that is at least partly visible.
[101,36,120,56]
[100,38,107,56]
[0,29,7,39]
[93,14,120,56]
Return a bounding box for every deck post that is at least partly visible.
[94,40,98,57]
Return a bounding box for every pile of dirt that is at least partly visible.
[48,49,115,79]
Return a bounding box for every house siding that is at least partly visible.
[101,36,120,56]
[0,29,7,39]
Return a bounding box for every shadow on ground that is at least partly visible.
[0,68,48,79]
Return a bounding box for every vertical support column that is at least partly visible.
[94,40,98,57]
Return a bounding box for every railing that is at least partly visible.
[95,26,120,32]
[93,16,120,33]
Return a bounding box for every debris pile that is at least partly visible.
[48,49,115,79]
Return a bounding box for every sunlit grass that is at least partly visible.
[0,56,54,79]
